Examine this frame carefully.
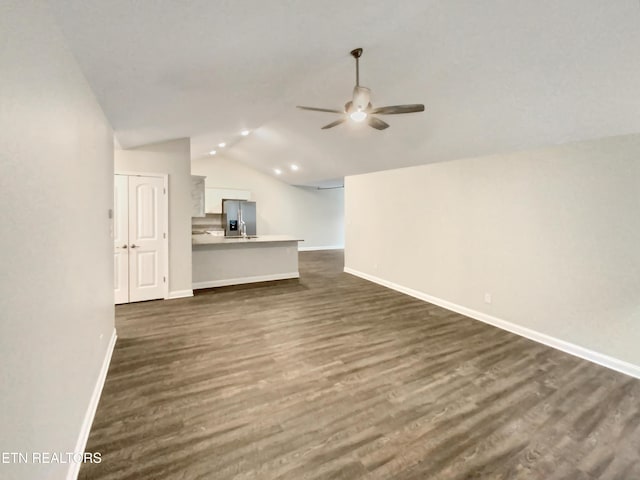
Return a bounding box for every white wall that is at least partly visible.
[191,157,344,249]
[0,1,115,479]
[115,138,193,296]
[345,134,640,372]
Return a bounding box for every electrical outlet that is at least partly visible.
[484,293,492,304]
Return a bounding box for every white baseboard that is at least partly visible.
[67,328,117,480]
[344,267,640,380]
[167,289,194,299]
[299,245,344,252]
[193,271,299,290]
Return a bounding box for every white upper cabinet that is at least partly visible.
[191,176,206,217]
[205,188,251,214]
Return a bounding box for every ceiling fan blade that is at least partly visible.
[367,116,389,130]
[321,118,346,130]
[297,106,344,114]
[369,104,425,115]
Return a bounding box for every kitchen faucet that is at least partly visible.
[239,204,247,238]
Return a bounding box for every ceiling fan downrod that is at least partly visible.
[350,48,363,87]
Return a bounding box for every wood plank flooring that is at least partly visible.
[80,250,640,479]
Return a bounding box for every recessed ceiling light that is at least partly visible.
[218,142,226,148]
[274,168,282,175]
[290,164,299,171]
[240,130,250,136]
[209,150,217,156]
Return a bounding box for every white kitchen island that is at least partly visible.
[192,235,303,289]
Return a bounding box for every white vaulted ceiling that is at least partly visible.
[49,0,640,186]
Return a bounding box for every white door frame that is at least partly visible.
[114,174,130,304]
[115,171,169,300]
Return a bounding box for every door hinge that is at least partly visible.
[163,232,166,239]
[163,276,166,283]
[163,187,166,194]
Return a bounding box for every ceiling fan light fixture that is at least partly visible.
[350,109,367,122]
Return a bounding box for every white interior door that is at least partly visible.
[114,175,129,304]
[128,175,167,302]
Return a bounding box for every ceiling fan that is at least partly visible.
[297,48,425,130]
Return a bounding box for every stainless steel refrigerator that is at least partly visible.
[222,199,257,237]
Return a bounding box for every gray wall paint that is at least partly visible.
[115,138,193,294]
[0,1,115,478]
[191,157,344,249]
[345,134,640,367]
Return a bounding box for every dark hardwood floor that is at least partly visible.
[81,250,640,479]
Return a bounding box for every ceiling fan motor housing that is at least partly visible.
[351,86,371,113]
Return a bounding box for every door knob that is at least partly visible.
[130,244,138,249]
[121,244,128,249]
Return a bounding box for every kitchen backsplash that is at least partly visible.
[192,213,223,234]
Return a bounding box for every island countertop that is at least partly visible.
[192,234,303,246]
